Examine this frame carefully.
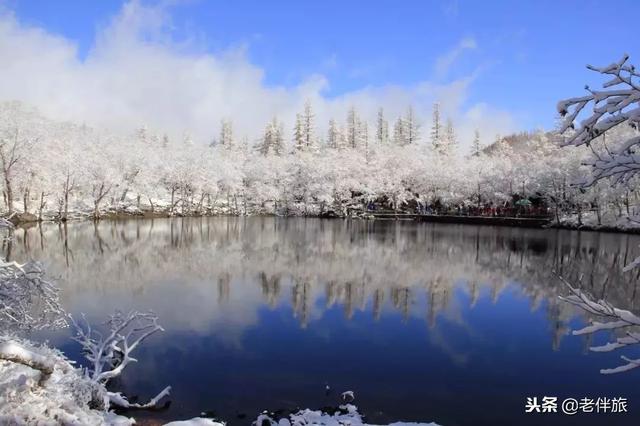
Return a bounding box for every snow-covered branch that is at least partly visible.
[557,54,640,187]
[70,310,171,409]
[559,275,640,374]
[0,254,66,332]
[0,339,55,377]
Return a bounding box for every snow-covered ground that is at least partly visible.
[557,211,640,232]
[0,338,134,425]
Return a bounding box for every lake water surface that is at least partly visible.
[6,218,640,426]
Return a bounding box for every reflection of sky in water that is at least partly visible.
[9,218,640,425]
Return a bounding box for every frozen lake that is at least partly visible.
[7,218,640,425]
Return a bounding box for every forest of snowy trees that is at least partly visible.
[0,98,638,225]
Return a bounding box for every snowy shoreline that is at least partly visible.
[9,210,640,235]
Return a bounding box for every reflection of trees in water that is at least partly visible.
[5,218,640,348]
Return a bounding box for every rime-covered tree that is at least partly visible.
[0,102,42,215]
[219,119,234,148]
[327,118,340,149]
[393,117,406,146]
[434,118,457,157]
[376,108,389,145]
[302,101,316,151]
[259,117,284,156]
[346,107,365,149]
[293,113,305,151]
[471,129,482,157]
[430,102,442,152]
[405,106,420,145]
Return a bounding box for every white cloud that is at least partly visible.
[434,37,478,79]
[0,1,517,149]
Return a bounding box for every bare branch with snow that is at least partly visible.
[557,54,640,188]
[558,275,640,374]
[0,258,67,333]
[70,310,171,409]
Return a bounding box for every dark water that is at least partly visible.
[6,218,640,426]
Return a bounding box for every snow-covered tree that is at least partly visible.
[430,102,442,152]
[375,108,389,145]
[0,102,43,215]
[434,118,457,157]
[259,117,284,156]
[293,113,305,152]
[471,129,482,157]
[405,106,420,145]
[327,118,340,149]
[302,101,316,151]
[346,107,365,149]
[392,117,406,146]
[219,119,234,149]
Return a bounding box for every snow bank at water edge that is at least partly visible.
[0,337,135,425]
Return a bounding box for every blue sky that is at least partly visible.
[2,0,639,142]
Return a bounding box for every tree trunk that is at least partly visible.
[577,204,582,226]
[22,188,29,213]
[4,173,13,215]
[38,192,46,221]
[63,189,69,221]
[170,188,176,216]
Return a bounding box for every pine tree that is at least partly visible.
[220,119,234,148]
[302,100,316,150]
[362,121,369,159]
[293,113,305,151]
[346,107,360,149]
[273,120,284,155]
[440,118,457,156]
[260,117,284,156]
[327,118,339,149]
[405,106,420,144]
[376,108,389,144]
[393,117,406,146]
[430,102,441,152]
[471,129,482,156]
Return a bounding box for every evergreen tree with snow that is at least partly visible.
[219,119,234,149]
[405,106,420,145]
[346,107,365,149]
[393,117,406,146]
[302,100,316,150]
[430,102,442,152]
[260,117,284,156]
[442,118,458,155]
[471,129,482,157]
[327,118,339,149]
[293,113,305,151]
[440,118,457,156]
[376,108,389,145]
